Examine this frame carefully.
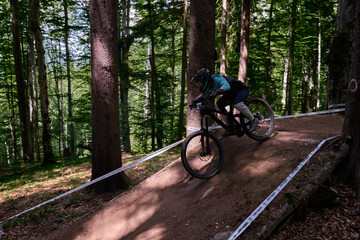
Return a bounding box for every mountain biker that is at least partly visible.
[189,68,258,136]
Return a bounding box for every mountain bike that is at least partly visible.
[181,98,275,179]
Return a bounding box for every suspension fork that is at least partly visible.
[200,115,211,155]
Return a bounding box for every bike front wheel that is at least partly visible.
[181,131,224,179]
[240,98,275,141]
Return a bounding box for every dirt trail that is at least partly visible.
[48,113,344,240]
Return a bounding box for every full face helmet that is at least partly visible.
[191,68,212,92]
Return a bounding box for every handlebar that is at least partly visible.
[190,98,210,110]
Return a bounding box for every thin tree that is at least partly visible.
[119,0,131,153]
[316,13,321,110]
[28,38,41,161]
[285,0,298,115]
[177,0,188,140]
[263,0,274,99]
[64,0,75,156]
[89,0,129,193]
[10,0,33,162]
[238,0,250,83]
[53,44,63,154]
[220,0,227,76]
[30,0,55,164]
[301,53,310,113]
[187,0,216,134]
[281,58,289,112]
[6,76,18,163]
[147,0,162,150]
[170,0,176,142]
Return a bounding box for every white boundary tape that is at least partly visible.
[1,107,345,227]
[187,108,345,131]
[227,135,339,240]
[274,108,345,120]
[187,124,222,131]
[0,139,184,225]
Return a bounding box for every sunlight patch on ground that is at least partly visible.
[134,224,167,240]
[241,160,279,177]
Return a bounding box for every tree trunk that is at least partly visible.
[28,38,41,161]
[281,58,289,112]
[238,0,250,83]
[148,3,156,151]
[220,0,227,76]
[177,0,188,141]
[341,0,360,204]
[144,44,151,152]
[170,23,176,142]
[263,0,274,99]
[10,0,33,162]
[187,0,216,135]
[170,0,177,143]
[6,77,18,163]
[64,0,75,156]
[54,45,62,154]
[316,14,322,110]
[89,0,129,193]
[30,0,55,164]
[119,0,131,153]
[147,0,162,150]
[301,56,309,113]
[327,0,355,108]
[285,0,298,115]
[58,43,67,154]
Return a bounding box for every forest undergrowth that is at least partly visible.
[0,147,181,238]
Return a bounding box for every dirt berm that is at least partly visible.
[48,113,345,240]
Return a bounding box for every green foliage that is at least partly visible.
[0,0,338,163]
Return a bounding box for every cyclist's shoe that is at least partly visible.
[248,118,259,132]
[222,129,235,137]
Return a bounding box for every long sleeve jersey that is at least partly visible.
[199,74,230,99]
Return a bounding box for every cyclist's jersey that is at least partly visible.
[199,74,246,99]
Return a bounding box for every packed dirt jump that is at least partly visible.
[48,113,344,240]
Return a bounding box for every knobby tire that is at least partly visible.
[181,131,224,179]
[241,98,275,141]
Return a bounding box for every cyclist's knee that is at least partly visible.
[234,102,246,110]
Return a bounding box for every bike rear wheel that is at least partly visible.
[240,98,275,141]
[181,131,224,179]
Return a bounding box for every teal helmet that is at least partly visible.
[191,68,212,92]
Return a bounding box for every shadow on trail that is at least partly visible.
[48,114,344,240]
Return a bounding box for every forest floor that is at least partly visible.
[1,113,360,239]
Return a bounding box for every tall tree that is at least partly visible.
[64,0,75,156]
[238,0,250,83]
[263,0,274,100]
[281,58,289,112]
[177,0,188,140]
[6,77,18,163]
[316,13,322,110]
[285,0,298,115]
[187,0,216,134]
[89,0,129,193]
[220,0,227,75]
[147,0,160,150]
[342,0,360,204]
[28,38,41,161]
[30,0,55,163]
[327,0,355,108]
[10,0,33,162]
[119,0,131,153]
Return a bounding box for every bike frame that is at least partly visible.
[197,105,246,135]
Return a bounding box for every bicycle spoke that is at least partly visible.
[241,98,275,141]
[181,132,223,179]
